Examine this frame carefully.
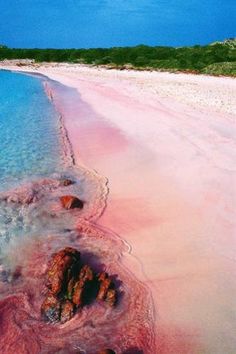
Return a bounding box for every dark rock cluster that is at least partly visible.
[41,247,117,323]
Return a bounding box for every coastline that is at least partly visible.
[1,63,236,353]
[1,61,235,116]
[0,69,156,353]
[1,58,236,78]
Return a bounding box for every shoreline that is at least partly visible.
[1,62,235,117]
[0,69,157,353]
[1,63,236,353]
[43,80,76,167]
[43,73,158,348]
[1,59,236,79]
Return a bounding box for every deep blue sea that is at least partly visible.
[0,70,62,191]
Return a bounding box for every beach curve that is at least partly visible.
[1,62,236,353]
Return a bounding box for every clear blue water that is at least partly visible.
[0,70,62,191]
[0,70,105,253]
[0,70,65,249]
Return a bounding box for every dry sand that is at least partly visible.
[1,62,236,353]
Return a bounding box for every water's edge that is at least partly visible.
[0,69,157,353]
[43,71,157,348]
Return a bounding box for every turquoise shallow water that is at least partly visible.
[0,70,62,191]
[0,70,107,250]
[0,70,64,248]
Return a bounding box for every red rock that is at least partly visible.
[97,272,117,306]
[97,278,112,301]
[47,247,80,295]
[60,195,84,209]
[72,265,94,306]
[97,272,112,300]
[41,292,61,322]
[67,276,76,300]
[97,272,108,282]
[42,295,75,323]
[42,247,81,323]
[106,289,116,307]
[79,264,94,282]
[60,300,75,323]
[98,350,116,354]
[72,281,84,307]
[41,248,117,324]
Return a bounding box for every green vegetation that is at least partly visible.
[0,39,235,76]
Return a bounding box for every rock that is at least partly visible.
[97,272,112,300]
[60,179,74,187]
[42,295,75,323]
[106,289,116,307]
[97,275,112,301]
[97,272,116,306]
[98,350,116,354]
[46,247,80,295]
[60,300,75,323]
[60,195,84,209]
[71,280,84,307]
[79,264,94,282]
[72,265,94,306]
[67,276,76,300]
[41,248,117,324]
[41,292,61,322]
[42,247,80,323]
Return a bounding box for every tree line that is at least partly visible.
[0,41,235,76]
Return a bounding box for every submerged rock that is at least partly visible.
[41,247,117,324]
[60,195,84,209]
[60,178,74,187]
[0,178,62,205]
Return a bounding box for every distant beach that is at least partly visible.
[0,62,236,353]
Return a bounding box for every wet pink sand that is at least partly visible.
[1,63,236,353]
[0,175,155,354]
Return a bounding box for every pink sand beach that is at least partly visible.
[1,62,236,353]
